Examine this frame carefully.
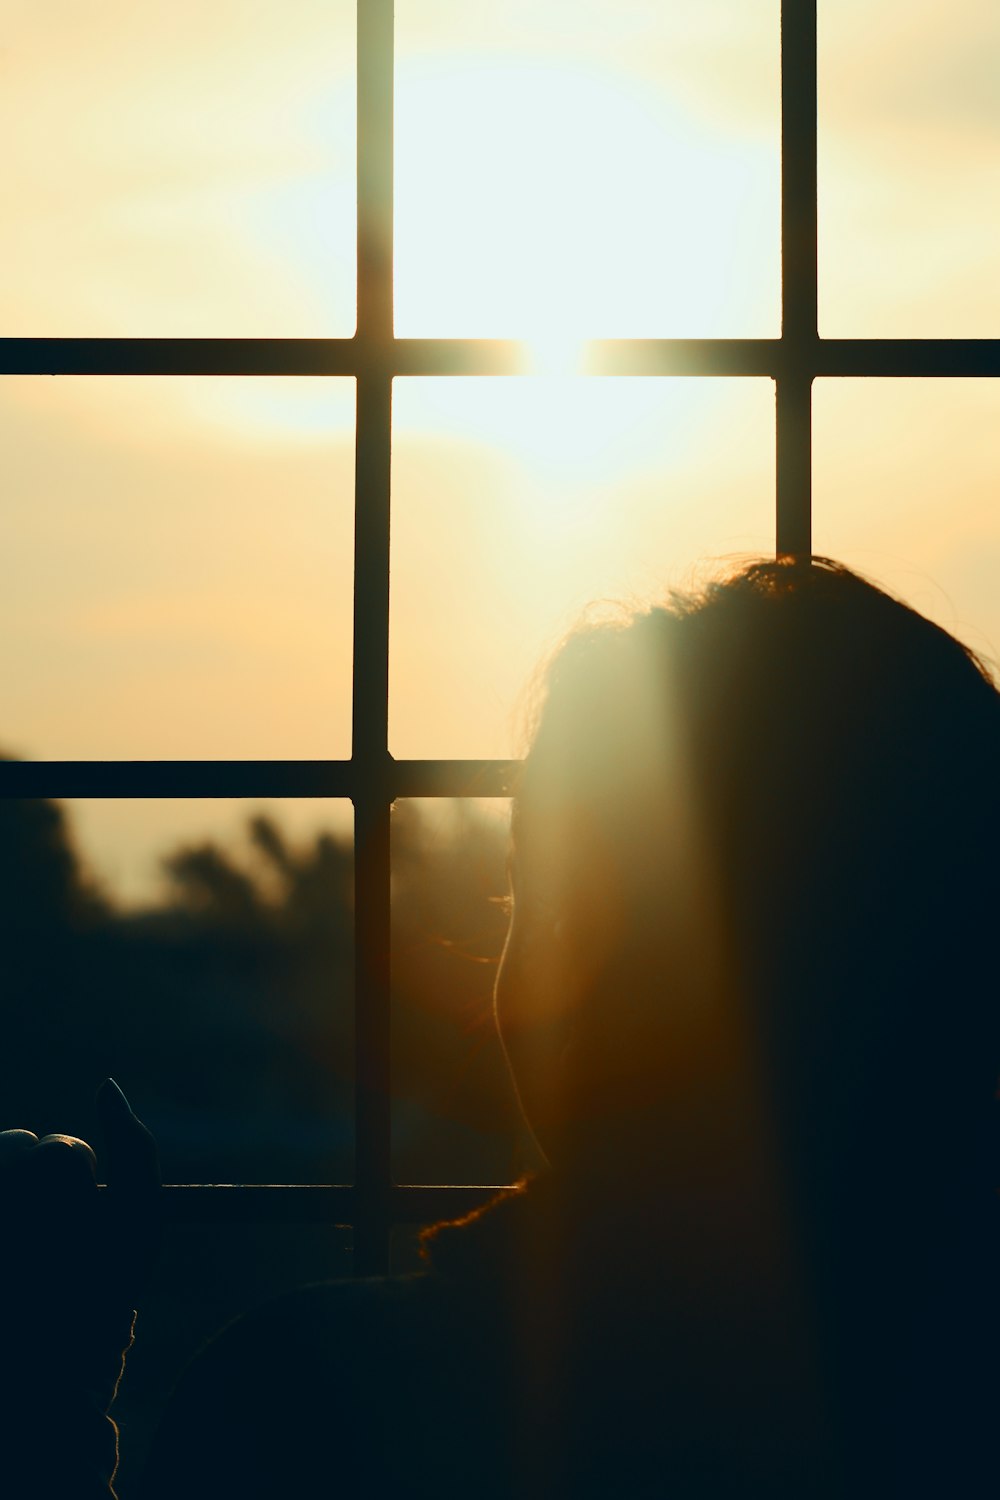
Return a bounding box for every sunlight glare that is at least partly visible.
[520,331,589,378]
[393,377,715,492]
[395,56,778,339]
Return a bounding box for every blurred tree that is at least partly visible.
[0,777,521,1183]
[161,843,262,930]
[0,755,107,936]
[0,756,109,1133]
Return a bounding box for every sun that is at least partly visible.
[394,54,778,344]
[392,52,776,477]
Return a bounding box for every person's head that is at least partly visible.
[495,558,1000,1232]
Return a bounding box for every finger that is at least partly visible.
[35,1134,99,1178]
[0,1131,94,1207]
[95,1080,163,1301]
[96,1079,161,1193]
[30,1135,100,1205]
[0,1130,39,1162]
[10,1135,101,1233]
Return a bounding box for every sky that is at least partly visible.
[2,0,999,902]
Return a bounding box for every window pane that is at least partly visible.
[0,377,354,759]
[819,0,1000,336]
[390,377,775,758]
[1,1,355,335]
[395,0,780,337]
[1,796,353,1185]
[814,380,1000,668]
[391,799,532,1185]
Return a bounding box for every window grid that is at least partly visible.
[2,0,999,1275]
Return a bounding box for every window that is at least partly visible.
[3,0,998,1286]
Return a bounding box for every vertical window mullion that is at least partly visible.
[776,376,812,557]
[353,0,395,1276]
[777,0,817,558]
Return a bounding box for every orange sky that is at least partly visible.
[2,1,999,901]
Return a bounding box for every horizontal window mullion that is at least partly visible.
[813,340,1000,378]
[4,337,1000,381]
[396,339,788,377]
[1,335,787,378]
[0,337,361,377]
[0,760,358,799]
[0,759,518,799]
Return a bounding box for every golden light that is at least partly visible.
[8,0,1000,903]
[394,55,779,342]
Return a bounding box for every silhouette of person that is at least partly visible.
[2,557,998,1497]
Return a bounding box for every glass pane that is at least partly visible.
[814,380,1000,668]
[0,796,353,1184]
[390,377,775,758]
[395,0,780,338]
[0,377,354,759]
[391,799,533,1185]
[819,0,1000,336]
[1,1,355,335]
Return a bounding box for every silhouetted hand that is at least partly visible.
[0,1080,161,1419]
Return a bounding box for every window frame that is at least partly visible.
[2,0,998,1274]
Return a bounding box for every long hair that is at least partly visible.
[514,557,999,1228]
